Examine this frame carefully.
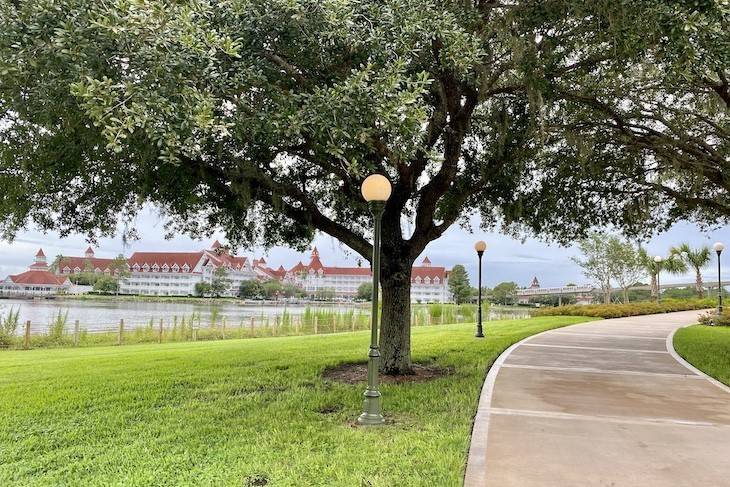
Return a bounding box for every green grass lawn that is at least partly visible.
[0,316,595,486]
[673,325,730,387]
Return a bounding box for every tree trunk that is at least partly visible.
[695,271,704,299]
[378,257,413,375]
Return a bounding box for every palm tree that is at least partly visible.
[638,248,688,301]
[669,243,712,299]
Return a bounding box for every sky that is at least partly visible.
[1,205,728,289]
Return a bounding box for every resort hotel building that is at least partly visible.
[1,242,453,303]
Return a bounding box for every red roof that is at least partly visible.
[7,270,70,286]
[322,266,371,276]
[35,248,46,258]
[57,256,114,273]
[411,265,447,283]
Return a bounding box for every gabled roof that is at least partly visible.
[57,256,114,273]
[321,266,371,276]
[411,265,447,283]
[35,249,46,258]
[6,270,71,286]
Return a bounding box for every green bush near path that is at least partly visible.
[0,316,596,486]
[532,299,713,319]
[673,325,730,387]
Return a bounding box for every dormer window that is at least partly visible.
[142,264,150,272]
[104,269,110,275]
[434,277,440,284]
[74,266,81,274]
[424,277,431,284]
[182,264,190,273]
[62,266,70,274]
[172,264,179,273]
[162,264,169,272]
[416,277,422,284]
[133,264,141,272]
[152,264,160,272]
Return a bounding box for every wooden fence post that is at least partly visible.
[222,317,227,339]
[158,319,163,343]
[250,316,255,337]
[352,314,356,332]
[24,320,31,349]
[314,316,318,335]
[118,319,124,345]
[74,320,80,347]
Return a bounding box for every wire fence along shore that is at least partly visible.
[0,304,513,350]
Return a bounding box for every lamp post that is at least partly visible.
[654,255,663,304]
[358,174,391,425]
[474,241,486,338]
[714,242,724,316]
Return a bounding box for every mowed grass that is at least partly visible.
[673,325,730,386]
[0,316,596,486]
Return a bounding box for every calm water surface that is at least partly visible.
[0,298,530,334]
[0,298,362,334]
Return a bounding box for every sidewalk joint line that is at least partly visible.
[501,363,705,378]
[521,343,669,354]
[486,407,727,428]
[548,331,666,340]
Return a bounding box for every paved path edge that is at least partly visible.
[666,325,730,393]
[463,328,555,486]
[463,317,730,486]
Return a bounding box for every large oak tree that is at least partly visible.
[1,0,728,374]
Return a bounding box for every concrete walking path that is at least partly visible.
[464,310,730,486]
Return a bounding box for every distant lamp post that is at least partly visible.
[474,241,487,338]
[714,242,724,316]
[358,174,392,425]
[654,255,663,304]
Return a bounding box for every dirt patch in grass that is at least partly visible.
[323,362,454,385]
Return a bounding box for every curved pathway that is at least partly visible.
[465,310,730,486]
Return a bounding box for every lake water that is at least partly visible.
[0,298,531,335]
[0,298,364,334]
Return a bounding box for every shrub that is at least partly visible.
[0,307,20,347]
[532,300,711,319]
[698,311,730,327]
